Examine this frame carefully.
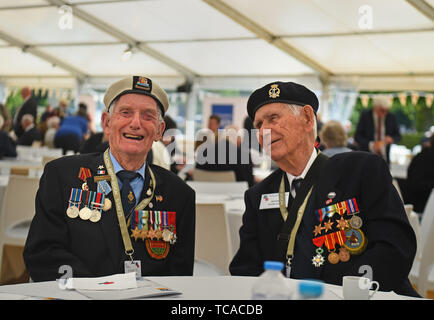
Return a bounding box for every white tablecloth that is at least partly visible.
[0,276,422,300]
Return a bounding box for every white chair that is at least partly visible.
[187,181,248,197]
[195,203,233,275]
[193,169,236,182]
[409,189,434,297]
[0,175,40,284]
[414,218,434,298]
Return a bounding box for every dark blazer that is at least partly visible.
[23,152,196,281]
[13,96,37,138]
[17,127,42,146]
[0,130,17,159]
[230,151,418,296]
[406,146,434,213]
[354,109,401,163]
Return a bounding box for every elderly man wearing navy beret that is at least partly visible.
[229,81,419,297]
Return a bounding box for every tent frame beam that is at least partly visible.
[202,0,332,82]
[46,0,198,82]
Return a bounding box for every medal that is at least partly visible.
[343,228,367,254]
[103,198,112,211]
[312,248,325,267]
[89,210,101,222]
[78,167,92,191]
[349,215,363,229]
[79,207,92,220]
[67,188,82,218]
[66,206,79,218]
[328,251,340,264]
[338,247,350,262]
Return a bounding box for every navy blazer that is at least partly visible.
[24,152,196,281]
[230,151,418,296]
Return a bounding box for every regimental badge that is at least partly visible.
[134,76,151,91]
[127,191,135,203]
[343,228,367,254]
[268,84,280,98]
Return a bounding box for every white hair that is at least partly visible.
[285,104,317,140]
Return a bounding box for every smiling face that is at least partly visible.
[102,93,165,169]
[253,103,315,164]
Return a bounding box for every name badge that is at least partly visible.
[259,192,289,210]
[124,260,141,278]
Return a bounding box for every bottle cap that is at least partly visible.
[298,280,324,298]
[263,261,284,271]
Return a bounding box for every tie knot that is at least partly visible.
[117,170,138,182]
[292,178,303,193]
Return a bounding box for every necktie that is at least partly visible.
[117,170,138,217]
[292,178,303,198]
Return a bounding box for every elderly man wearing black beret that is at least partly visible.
[229,81,419,297]
[24,76,195,281]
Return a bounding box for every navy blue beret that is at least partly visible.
[247,81,319,119]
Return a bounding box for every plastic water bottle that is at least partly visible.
[296,280,324,300]
[251,261,292,300]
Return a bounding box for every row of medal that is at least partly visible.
[311,198,366,267]
[130,210,177,244]
[66,188,110,223]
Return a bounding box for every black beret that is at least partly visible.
[247,81,319,119]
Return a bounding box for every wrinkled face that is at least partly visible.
[254,103,312,162]
[102,93,164,161]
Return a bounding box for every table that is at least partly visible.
[0,158,43,176]
[196,193,245,259]
[0,276,423,300]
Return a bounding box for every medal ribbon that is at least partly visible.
[312,235,325,248]
[324,230,346,250]
[143,210,149,232]
[78,167,91,182]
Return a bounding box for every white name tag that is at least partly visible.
[259,192,289,210]
[124,260,141,278]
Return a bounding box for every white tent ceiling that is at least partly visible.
[0,0,433,91]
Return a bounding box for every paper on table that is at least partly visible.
[76,278,181,300]
[65,272,137,291]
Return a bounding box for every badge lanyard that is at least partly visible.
[279,175,313,277]
[103,149,156,262]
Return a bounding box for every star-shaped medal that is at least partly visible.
[336,217,350,230]
[313,224,324,236]
[147,227,157,240]
[312,253,325,267]
[323,219,334,232]
[130,226,142,241]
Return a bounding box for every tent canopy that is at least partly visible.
[0,0,433,91]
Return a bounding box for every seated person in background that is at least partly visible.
[195,124,255,187]
[17,114,42,146]
[80,131,109,154]
[54,109,89,154]
[319,120,352,157]
[0,115,17,158]
[24,75,195,281]
[44,116,60,148]
[406,133,434,214]
[229,81,419,297]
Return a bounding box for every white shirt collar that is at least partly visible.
[286,148,318,197]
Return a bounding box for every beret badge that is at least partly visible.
[268,84,280,99]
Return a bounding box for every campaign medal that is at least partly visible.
[344,228,366,254]
[90,191,105,223]
[97,180,112,212]
[328,251,340,264]
[349,215,363,229]
[338,247,350,262]
[67,188,81,218]
[79,190,92,220]
[78,167,92,191]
